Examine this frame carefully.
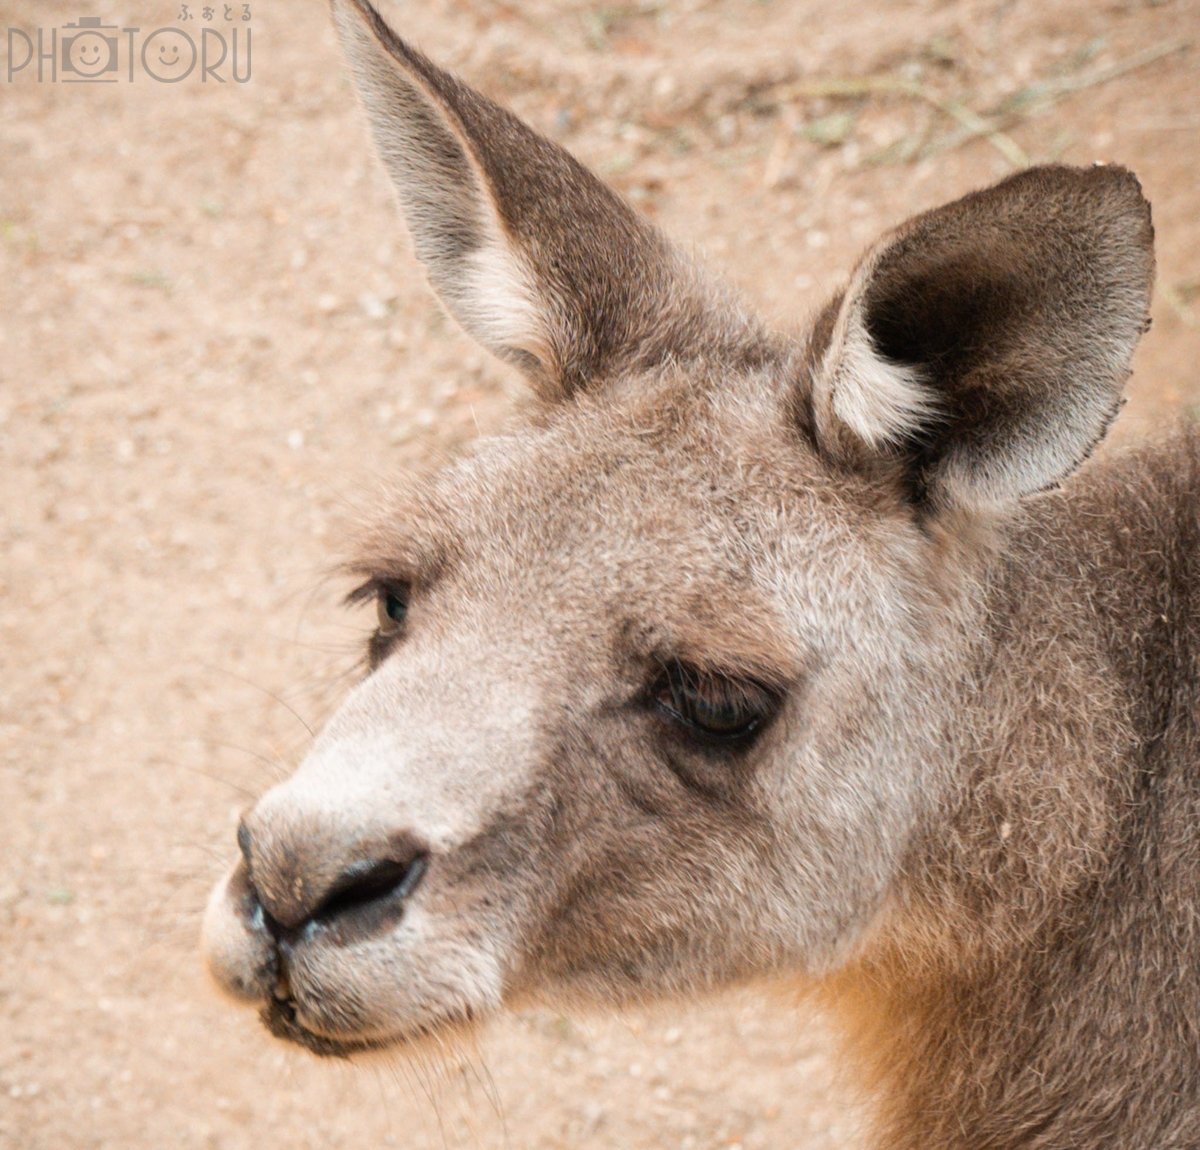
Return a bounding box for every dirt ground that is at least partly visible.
[2,0,1198,1147]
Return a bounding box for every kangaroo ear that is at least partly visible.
[332,0,705,399]
[808,165,1155,511]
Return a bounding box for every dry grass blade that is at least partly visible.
[762,39,1190,171]
[1009,40,1192,110]
[769,75,1029,168]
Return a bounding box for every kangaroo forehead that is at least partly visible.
[363,400,829,579]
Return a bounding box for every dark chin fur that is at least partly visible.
[260,999,390,1060]
[260,997,484,1060]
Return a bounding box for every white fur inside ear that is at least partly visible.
[455,242,555,373]
[828,313,936,449]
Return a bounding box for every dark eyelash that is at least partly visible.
[649,658,782,746]
[343,574,416,607]
[343,580,374,608]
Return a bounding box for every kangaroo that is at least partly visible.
[202,1,1200,1146]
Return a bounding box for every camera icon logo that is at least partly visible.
[61,16,119,81]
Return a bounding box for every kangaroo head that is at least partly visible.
[202,0,1154,1057]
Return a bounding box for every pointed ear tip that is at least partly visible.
[1075,163,1154,232]
[331,0,423,78]
[329,0,376,17]
[1028,163,1154,260]
[330,0,395,44]
[1018,160,1146,205]
[1096,165,1156,269]
[1088,160,1149,200]
[329,0,372,41]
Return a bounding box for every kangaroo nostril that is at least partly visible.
[314,853,428,924]
[233,815,429,939]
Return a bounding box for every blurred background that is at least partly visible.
[2,0,1197,1146]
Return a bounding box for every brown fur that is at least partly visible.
[811,432,1200,1149]
[201,4,1198,1146]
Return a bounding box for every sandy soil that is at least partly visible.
[3,0,1198,1147]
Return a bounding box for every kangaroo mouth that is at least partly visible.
[260,997,389,1059]
[260,989,483,1060]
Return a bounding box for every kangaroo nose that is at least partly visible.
[237,816,428,939]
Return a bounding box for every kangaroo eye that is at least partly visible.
[652,661,779,744]
[376,584,410,636]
